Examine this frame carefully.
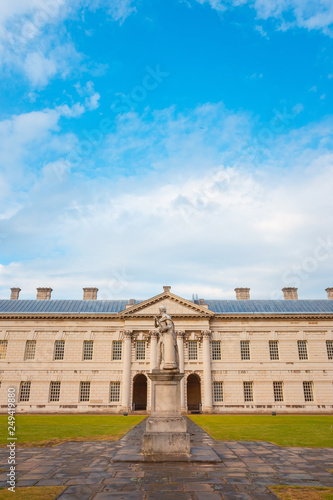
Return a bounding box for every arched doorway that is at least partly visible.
[187,373,201,411]
[132,373,147,411]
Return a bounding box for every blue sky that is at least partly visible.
[0,0,333,300]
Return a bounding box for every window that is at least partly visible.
[213,381,223,402]
[136,341,146,360]
[243,381,253,402]
[326,340,333,360]
[212,341,221,360]
[188,341,198,360]
[303,381,314,402]
[112,341,122,360]
[298,340,308,360]
[110,382,120,402]
[54,341,65,360]
[273,381,284,402]
[0,340,8,360]
[83,341,93,360]
[80,382,90,402]
[240,340,250,360]
[49,381,61,402]
[24,340,36,360]
[19,381,31,402]
[269,340,279,360]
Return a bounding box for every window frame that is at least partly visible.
[243,381,254,402]
[297,340,308,360]
[54,340,65,361]
[211,340,222,361]
[188,340,198,361]
[80,381,91,402]
[303,381,314,402]
[19,381,31,402]
[269,340,279,361]
[110,381,120,402]
[326,340,333,360]
[112,340,123,361]
[0,340,8,360]
[273,381,284,402]
[136,340,146,360]
[240,340,251,361]
[24,340,36,361]
[83,340,94,361]
[49,381,61,402]
[213,381,223,402]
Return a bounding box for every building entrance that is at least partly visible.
[187,373,201,411]
[132,373,147,411]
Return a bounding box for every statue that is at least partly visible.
[154,306,179,370]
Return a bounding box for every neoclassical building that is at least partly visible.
[0,285,333,414]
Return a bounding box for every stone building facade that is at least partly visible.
[0,285,333,414]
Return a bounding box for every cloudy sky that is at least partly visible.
[0,0,332,301]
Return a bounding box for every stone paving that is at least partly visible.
[1,417,333,499]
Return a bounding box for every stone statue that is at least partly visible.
[154,306,179,370]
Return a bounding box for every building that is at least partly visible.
[0,285,333,414]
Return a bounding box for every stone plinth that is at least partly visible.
[142,370,190,455]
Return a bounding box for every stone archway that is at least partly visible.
[132,373,147,411]
[187,373,201,411]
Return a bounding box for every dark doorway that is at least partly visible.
[132,373,147,411]
[187,373,201,411]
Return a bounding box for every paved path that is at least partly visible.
[1,417,333,499]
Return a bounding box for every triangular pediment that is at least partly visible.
[120,292,214,317]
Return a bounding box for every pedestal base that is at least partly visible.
[142,431,190,455]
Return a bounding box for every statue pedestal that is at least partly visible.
[142,370,190,455]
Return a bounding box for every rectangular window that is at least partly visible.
[0,340,8,360]
[19,381,31,402]
[49,381,61,402]
[136,341,146,360]
[54,341,65,360]
[110,382,120,402]
[326,340,333,360]
[24,340,36,360]
[80,381,90,402]
[269,340,279,360]
[112,341,122,361]
[273,381,284,402]
[303,381,314,402]
[243,381,253,402]
[83,340,93,360]
[298,340,308,360]
[188,341,198,360]
[212,341,221,360]
[213,381,223,402]
[240,340,250,360]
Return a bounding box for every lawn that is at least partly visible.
[270,485,333,500]
[0,415,145,447]
[190,415,333,447]
[0,486,65,499]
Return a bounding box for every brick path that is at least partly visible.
[1,417,333,499]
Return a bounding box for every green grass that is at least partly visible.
[190,415,333,447]
[270,485,333,500]
[0,486,65,499]
[0,415,145,447]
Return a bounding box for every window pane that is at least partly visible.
[50,381,61,402]
[188,341,198,360]
[112,341,122,360]
[19,381,31,402]
[0,340,8,360]
[303,381,314,402]
[83,341,94,360]
[243,381,253,402]
[136,341,146,360]
[213,381,223,402]
[326,340,333,360]
[212,341,221,360]
[298,340,308,360]
[24,341,36,360]
[80,382,90,402]
[269,340,279,360]
[273,381,284,402]
[54,341,65,360]
[110,382,120,402]
[240,341,250,360]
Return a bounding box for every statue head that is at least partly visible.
[159,306,167,314]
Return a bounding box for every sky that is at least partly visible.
[0,0,333,301]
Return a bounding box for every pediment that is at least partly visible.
[120,292,214,317]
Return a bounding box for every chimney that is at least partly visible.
[163,286,171,293]
[282,287,298,300]
[234,288,250,300]
[83,287,98,300]
[10,287,21,300]
[326,287,333,300]
[36,287,52,300]
[128,299,135,305]
[198,298,205,305]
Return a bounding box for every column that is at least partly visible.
[202,330,213,413]
[177,331,185,412]
[121,330,132,412]
[150,330,158,371]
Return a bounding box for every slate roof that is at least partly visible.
[0,299,332,315]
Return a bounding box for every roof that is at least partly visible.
[0,299,332,315]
